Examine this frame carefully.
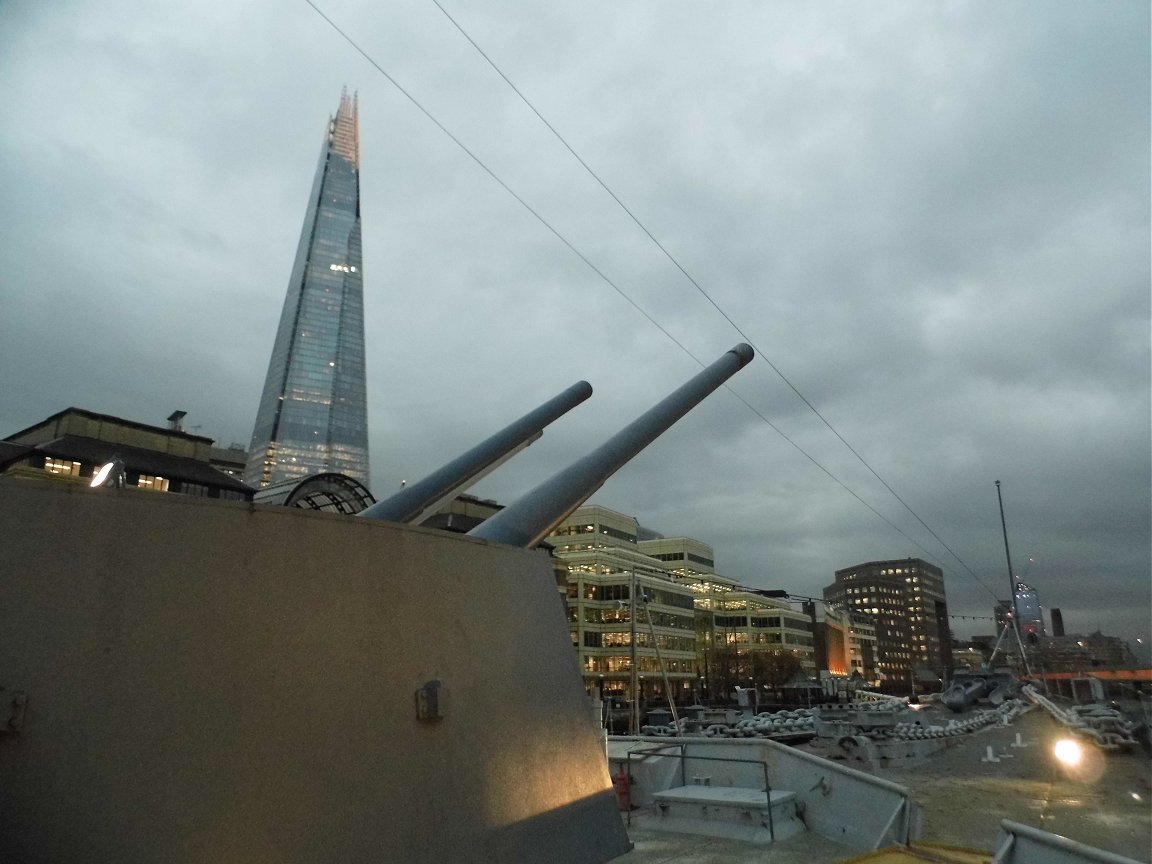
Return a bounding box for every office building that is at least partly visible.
[994,583,1046,640]
[823,605,879,684]
[823,558,950,693]
[1037,632,1137,671]
[548,505,817,704]
[549,506,699,703]
[689,575,817,693]
[1012,582,1045,637]
[245,90,370,489]
[994,600,1013,631]
[1,407,252,500]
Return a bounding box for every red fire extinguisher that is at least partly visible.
[611,768,631,811]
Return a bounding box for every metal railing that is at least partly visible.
[992,820,1147,864]
[624,742,777,840]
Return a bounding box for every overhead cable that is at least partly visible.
[304,0,1000,603]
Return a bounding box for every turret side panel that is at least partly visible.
[0,479,629,863]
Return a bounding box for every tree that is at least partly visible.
[708,645,744,701]
[752,650,803,693]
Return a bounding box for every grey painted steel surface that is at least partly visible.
[359,380,592,524]
[992,820,1147,864]
[470,343,754,548]
[0,479,631,864]
[610,736,919,852]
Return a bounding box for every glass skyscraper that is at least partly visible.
[245,91,370,489]
[1012,581,1045,637]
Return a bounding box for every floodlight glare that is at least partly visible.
[1053,738,1082,767]
[90,459,125,489]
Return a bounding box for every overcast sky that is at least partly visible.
[1,1,1148,648]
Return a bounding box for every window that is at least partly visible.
[592,584,631,602]
[44,458,81,477]
[136,474,170,492]
[714,615,748,628]
[598,525,637,543]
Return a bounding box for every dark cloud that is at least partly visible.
[1,0,1147,647]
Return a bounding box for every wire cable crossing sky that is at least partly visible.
[0,0,1147,648]
[307,0,1006,601]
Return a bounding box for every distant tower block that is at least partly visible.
[1013,582,1045,637]
[1050,607,1065,637]
[245,90,370,489]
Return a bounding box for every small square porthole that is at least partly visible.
[416,680,444,722]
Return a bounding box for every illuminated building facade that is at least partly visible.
[822,558,950,693]
[994,583,1046,639]
[547,505,817,704]
[1012,582,1045,637]
[245,91,370,489]
[631,534,816,675]
[823,605,878,683]
[548,506,698,702]
[690,579,816,676]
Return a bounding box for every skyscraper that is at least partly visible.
[245,91,370,489]
[1012,581,1045,637]
[822,558,950,693]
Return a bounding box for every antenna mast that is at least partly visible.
[993,480,1031,675]
[995,480,1018,624]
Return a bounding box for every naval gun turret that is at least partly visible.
[359,380,592,525]
[0,344,755,864]
[942,667,1019,712]
[470,343,754,548]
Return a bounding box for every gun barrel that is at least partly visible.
[359,380,592,524]
[469,344,753,548]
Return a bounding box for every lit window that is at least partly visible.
[136,474,170,492]
[44,458,82,477]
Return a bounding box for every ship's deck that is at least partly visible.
[617,707,1151,863]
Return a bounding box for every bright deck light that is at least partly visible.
[90,462,114,487]
[1053,738,1082,767]
[90,459,125,488]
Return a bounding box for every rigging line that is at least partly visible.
[305,0,998,600]
[722,383,947,566]
[428,0,996,594]
[303,0,700,365]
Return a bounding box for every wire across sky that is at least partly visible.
[304,0,1005,604]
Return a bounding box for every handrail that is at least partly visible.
[993,820,1147,864]
[624,743,776,840]
[874,797,911,851]
[764,733,914,798]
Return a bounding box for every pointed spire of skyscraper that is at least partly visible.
[245,91,370,489]
[330,87,359,169]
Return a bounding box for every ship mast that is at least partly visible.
[995,481,1019,625]
[992,481,1032,675]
